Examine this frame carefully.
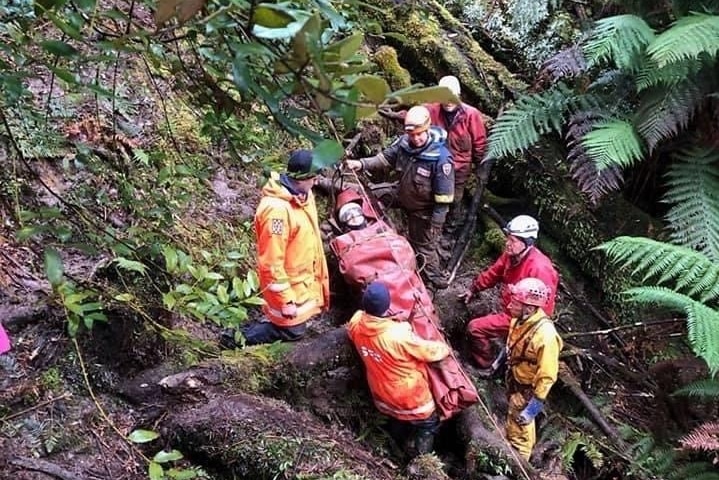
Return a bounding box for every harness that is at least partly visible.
[506,316,551,393]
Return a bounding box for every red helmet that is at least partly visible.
[509,278,550,307]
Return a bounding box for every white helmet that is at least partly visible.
[404,105,431,133]
[438,75,461,96]
[504,215,539,241]
[338,202,365,227]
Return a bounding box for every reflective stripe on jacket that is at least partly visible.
[346,311,450,421]
[472,247,559,316]
[507,309,563,400]
[254,174,329,327]
[425,102,487,174]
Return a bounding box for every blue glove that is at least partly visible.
[516,397,544,426]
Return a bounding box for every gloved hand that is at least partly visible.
[345,159,363,171]
[281,302,298,319]
[516,396,544,426]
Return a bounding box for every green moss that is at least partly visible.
[374,46,412,90]
[40,367,63,392]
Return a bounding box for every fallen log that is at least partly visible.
[9,457,83,480]
[164,392,401,480]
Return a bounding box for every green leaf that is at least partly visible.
[153,449,184,463]
[242,297,266,306]
[40,40,79,57]
[114,257,148,275]
[312,140,344,169]
[128,429,159,443]
[390,85,459,106]
[114,293,135,302]
[44,248,64,287]
[149,461,164,480]
[352,75,390,104]
[325,32,364,61]
[163,246,179,273]
[46,11,83,40]
[252,4,295,28]
[217,283,229,304]
[246,270,259,291]
[163,292,177,310]
[647,13,719,67]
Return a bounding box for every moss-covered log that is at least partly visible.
[366,0,525,116]
[164,392,400,480]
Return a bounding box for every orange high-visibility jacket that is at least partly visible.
[507,309,563,400]
[254,174,329,327]
[347,311,450,421]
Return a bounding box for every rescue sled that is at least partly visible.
[328,183,479,420]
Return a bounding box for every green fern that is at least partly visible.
[635,80,706,151]
[673,378,719,398]
[581,119,644,170]
[583,14,655,70]
[485,84,593,160]
[598,236,719,302]
[647,13,719,67]
[635,57,704,91]
[663,148,719,262]
[624,286,719,374]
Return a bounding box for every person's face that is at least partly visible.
[508,298,524,318]
[407,130,429,148]
[294,177,316,194]
[505,234,527,256]
[442,102,458,112]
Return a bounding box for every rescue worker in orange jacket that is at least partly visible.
[345,106,455,289]
[347,281,450,456]
[223,149,329,346]
[503,277,563,460]
[460,215,559,375]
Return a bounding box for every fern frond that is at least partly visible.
[598,236,719,302]
[647,13,719,67]
[540,45,588,81]
[673,378,719,398]
[636,80,706,151]
[583,14,655,70]
[625,286,719,374]
[679,421,719,452]
[635,57,704,91]
[667,461,719,480]
[566,111,624,204]
[485,84,593,160]
[663,148,719,262]
[581,119,644,170]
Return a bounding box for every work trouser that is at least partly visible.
[444,166,471,236]
[466,311,511,368]
[241,319,308,345]
[407,211,444,282]
[387,411,440,457]
[505,376,536,460]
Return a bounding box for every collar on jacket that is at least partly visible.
[398,126,450,162]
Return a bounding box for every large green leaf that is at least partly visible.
[352,75,390,104]
[44,248,64,287]
[647,13,719,67]
[312,140,344,169]
[128,429,159,443]
[40,40,79,57]
[390,85,459,106]
[324,32,364,62]
[252,4,295,28]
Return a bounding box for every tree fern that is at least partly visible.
[635,57,705,91]
[663,148,719,262]
[485,83,594,160]
[598,236,719,302]
[635,79,706,151]
[679,421,719,452]
[647,13,719,67]
[566,111,624,204]
[539,45,588,82]
[673,378,719,397]
[583,14,656,70]
[581,119,644,170]
[624,286,719,374]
